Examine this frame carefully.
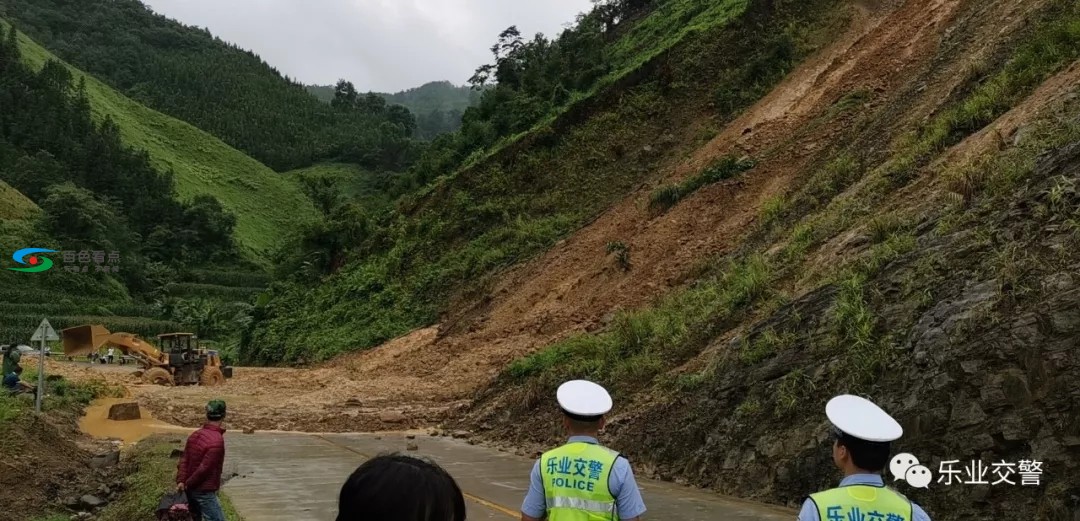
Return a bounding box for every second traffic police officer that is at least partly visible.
[520,379,646,521]
[799,394,932,521]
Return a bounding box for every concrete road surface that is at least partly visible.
[223,431,796,521]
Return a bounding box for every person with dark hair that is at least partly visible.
[520,379,646,521]
[177,400,228,521]
[799,395,932,521]
[336,453,466,521]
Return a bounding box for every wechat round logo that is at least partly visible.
[8,248,57,273]
[890,453,932,488]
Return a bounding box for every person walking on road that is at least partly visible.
[177,399,228,521]
[336,453,467,521]
[798,394,931,521]
[520,379,646,521]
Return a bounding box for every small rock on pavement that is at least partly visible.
[451,430,470,439]
[80,495,106,508]
[379,411,407,423]
[243,427,255,434]
[89,450,120,469]
[406,442,419,451]
[428,429,441,437]
[405,434,416,440]
[107,402,141,421]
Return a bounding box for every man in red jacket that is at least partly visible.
[177,399,227,521]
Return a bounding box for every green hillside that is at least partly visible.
[243,0,841,363]
[0,180,37,220]
[3,0,419,173]
[8,23,317,263]
[308,81,481,140]
[287,163,402,214]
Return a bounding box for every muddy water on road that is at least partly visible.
[79,397,192,444]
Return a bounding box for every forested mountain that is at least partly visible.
[0,0,419,172]
[308,81,482,140]
[0,24,236,288]
[245,0,756,359]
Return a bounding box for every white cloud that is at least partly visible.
[141,0,593,92]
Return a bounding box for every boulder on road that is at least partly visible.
[107,402,141,421]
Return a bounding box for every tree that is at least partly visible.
[331,79,358,110]
[36,182,128,252]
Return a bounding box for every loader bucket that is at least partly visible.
[62,324,111,357]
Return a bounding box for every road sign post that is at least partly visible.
[30,318,58,413]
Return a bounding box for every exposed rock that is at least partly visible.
[406,442,419,451]
[243,427,255,434]
[107,402,140,421]
[452,430,471,439]
[79,495,106,509]
[949,400,988,428]
[89,450,119,469]
[379,411,407,423]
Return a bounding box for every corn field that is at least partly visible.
[0,315,186,344]
[181,269,271,288]
[166,283,265,301]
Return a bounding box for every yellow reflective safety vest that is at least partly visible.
[540,441,620,521]
[810,485,913,521]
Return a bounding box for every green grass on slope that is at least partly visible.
[87,436,243,521]
[9,24,318,263]
[287,163,400,212]
[0,180,38,220]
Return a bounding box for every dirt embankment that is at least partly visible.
[0,395,124,521]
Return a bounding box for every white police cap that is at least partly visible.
[557,380,612,418]
[826,394,903,442]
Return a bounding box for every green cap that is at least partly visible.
[206,399,226,420]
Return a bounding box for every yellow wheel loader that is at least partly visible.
[61,325,232,386]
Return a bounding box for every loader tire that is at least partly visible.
[144,367,174,386]
[200,366,225,387]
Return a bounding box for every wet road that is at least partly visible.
[223,431,797,521]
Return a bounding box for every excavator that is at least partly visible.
[61,325,232,386]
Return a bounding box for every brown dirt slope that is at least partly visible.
[77,0,1060,434]
[0,398,121,521]
[48,5,1078,520]
[462,0,1080,519]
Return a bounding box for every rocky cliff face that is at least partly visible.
[687,140,1080,519]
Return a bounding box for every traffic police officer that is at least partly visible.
[520,380,646,521]
[799,394,932,521]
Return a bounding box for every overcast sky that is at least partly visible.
[140,0,594,93]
